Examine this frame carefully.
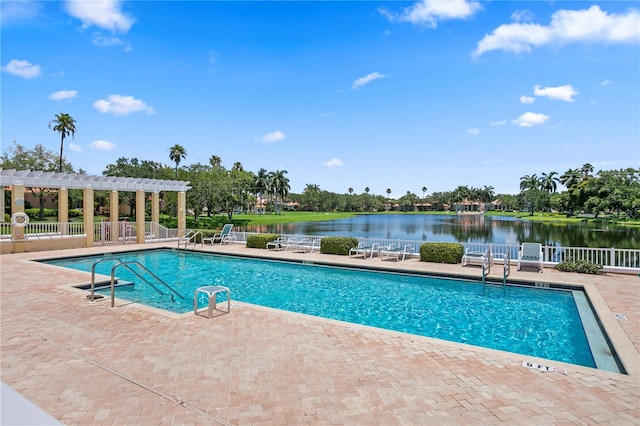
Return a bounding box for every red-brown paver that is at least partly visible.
[1,242,638,425]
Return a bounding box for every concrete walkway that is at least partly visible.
[1,243,638,425]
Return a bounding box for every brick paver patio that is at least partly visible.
[1,243,638,425]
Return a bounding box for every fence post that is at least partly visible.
[610,247,615,267]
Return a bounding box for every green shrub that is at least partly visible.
[320,236,358,255]
[247,234,281,249]
[68,209,83,218]
[24,208,57,218]
[420,242,464,264]
[554,260,603,275]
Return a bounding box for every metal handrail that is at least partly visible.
[89,256,124,303]
[178,230,202,250]
[109,260,184,309]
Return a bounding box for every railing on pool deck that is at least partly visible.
[2,223,638,273]
[227,231,640,274]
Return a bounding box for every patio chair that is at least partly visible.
[266,236,287,251]
[204,224,234,245]
[380,244,413,261]
[287,237,320,253]
[349,242,379,259]
[462,247,492,268]
[517,242,543,273]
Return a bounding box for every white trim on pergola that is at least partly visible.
[0,169,190,192]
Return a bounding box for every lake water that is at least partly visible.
[244,214,638,248]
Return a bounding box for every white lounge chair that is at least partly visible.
[462,247,492,268]
[380,244,413,261]
[349,242,379,259]
[287,237,320,253]
[204,224,234,245]
[266,236,287,251]
[517,242,543,273]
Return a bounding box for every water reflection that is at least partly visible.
[243,214,638,248]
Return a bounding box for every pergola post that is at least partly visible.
[83,187,94,247]
[0,186,5,222]
[177,191,186,237]
[58,187,68,235]
[136,189,146,244]
[151,191,160,238]
[11,183,25,214]
[110,190,119,242]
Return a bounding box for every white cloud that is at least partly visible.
[352,72,387,90]
[512,112,550,127]
[467,128,480,135]
[92,33,122,47]
[511,10,534,23]
[520,95,535,104]
[68,144,82,152]
[490,119,507,126]
[258,130,286,143]
[2,59,41,78]
[65,0,134,32]
[90,140,117,151]
[48,90,78,101]
[93,94,155,115]
[601,79,613,86]
[1,1,42,24]
[534,84,578,102]
[383,0,482,27]
[474,5,640,56]
[323,158,344,167]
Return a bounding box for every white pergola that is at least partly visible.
[1,169,190,246]
[0,169,190,192]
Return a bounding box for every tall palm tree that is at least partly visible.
[540,171,559,193]
[254,168,269,214]
[560,168,582,189]
[48,113,76,173]
[519,174,540,191]
[169,144,187,177]
[364,187,370,194]
[270,170,290,214]
[209,155,222,168]
[580,163,594,178]
[348,187,353,195]
[421,186,427,211]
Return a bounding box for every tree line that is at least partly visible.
[3,141,639,221]
[2,110,639,221]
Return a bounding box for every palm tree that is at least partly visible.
[421,186,427,211]
[560,168,582,189]
[364,187,370,194]
[254,168,269,214]
[169,144,187,177]
[48,113,76,173]
[209,155,222,168]
[540,171,559,193]
[519,174,540,191]
[580,163,594,178]
[386,188,392,210]
[348,187,353,195]
[232,162,243,172]
[270,170,290,214]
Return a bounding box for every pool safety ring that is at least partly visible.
[11,212,29,225]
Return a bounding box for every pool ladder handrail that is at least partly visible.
[90,256,125,303]
[178,230,203,250]
[108,260,185,309]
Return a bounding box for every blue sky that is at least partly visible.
[2,1,639,196]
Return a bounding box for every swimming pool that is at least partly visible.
[43,249,618,371]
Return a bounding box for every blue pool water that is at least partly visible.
[45,249,597,368]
